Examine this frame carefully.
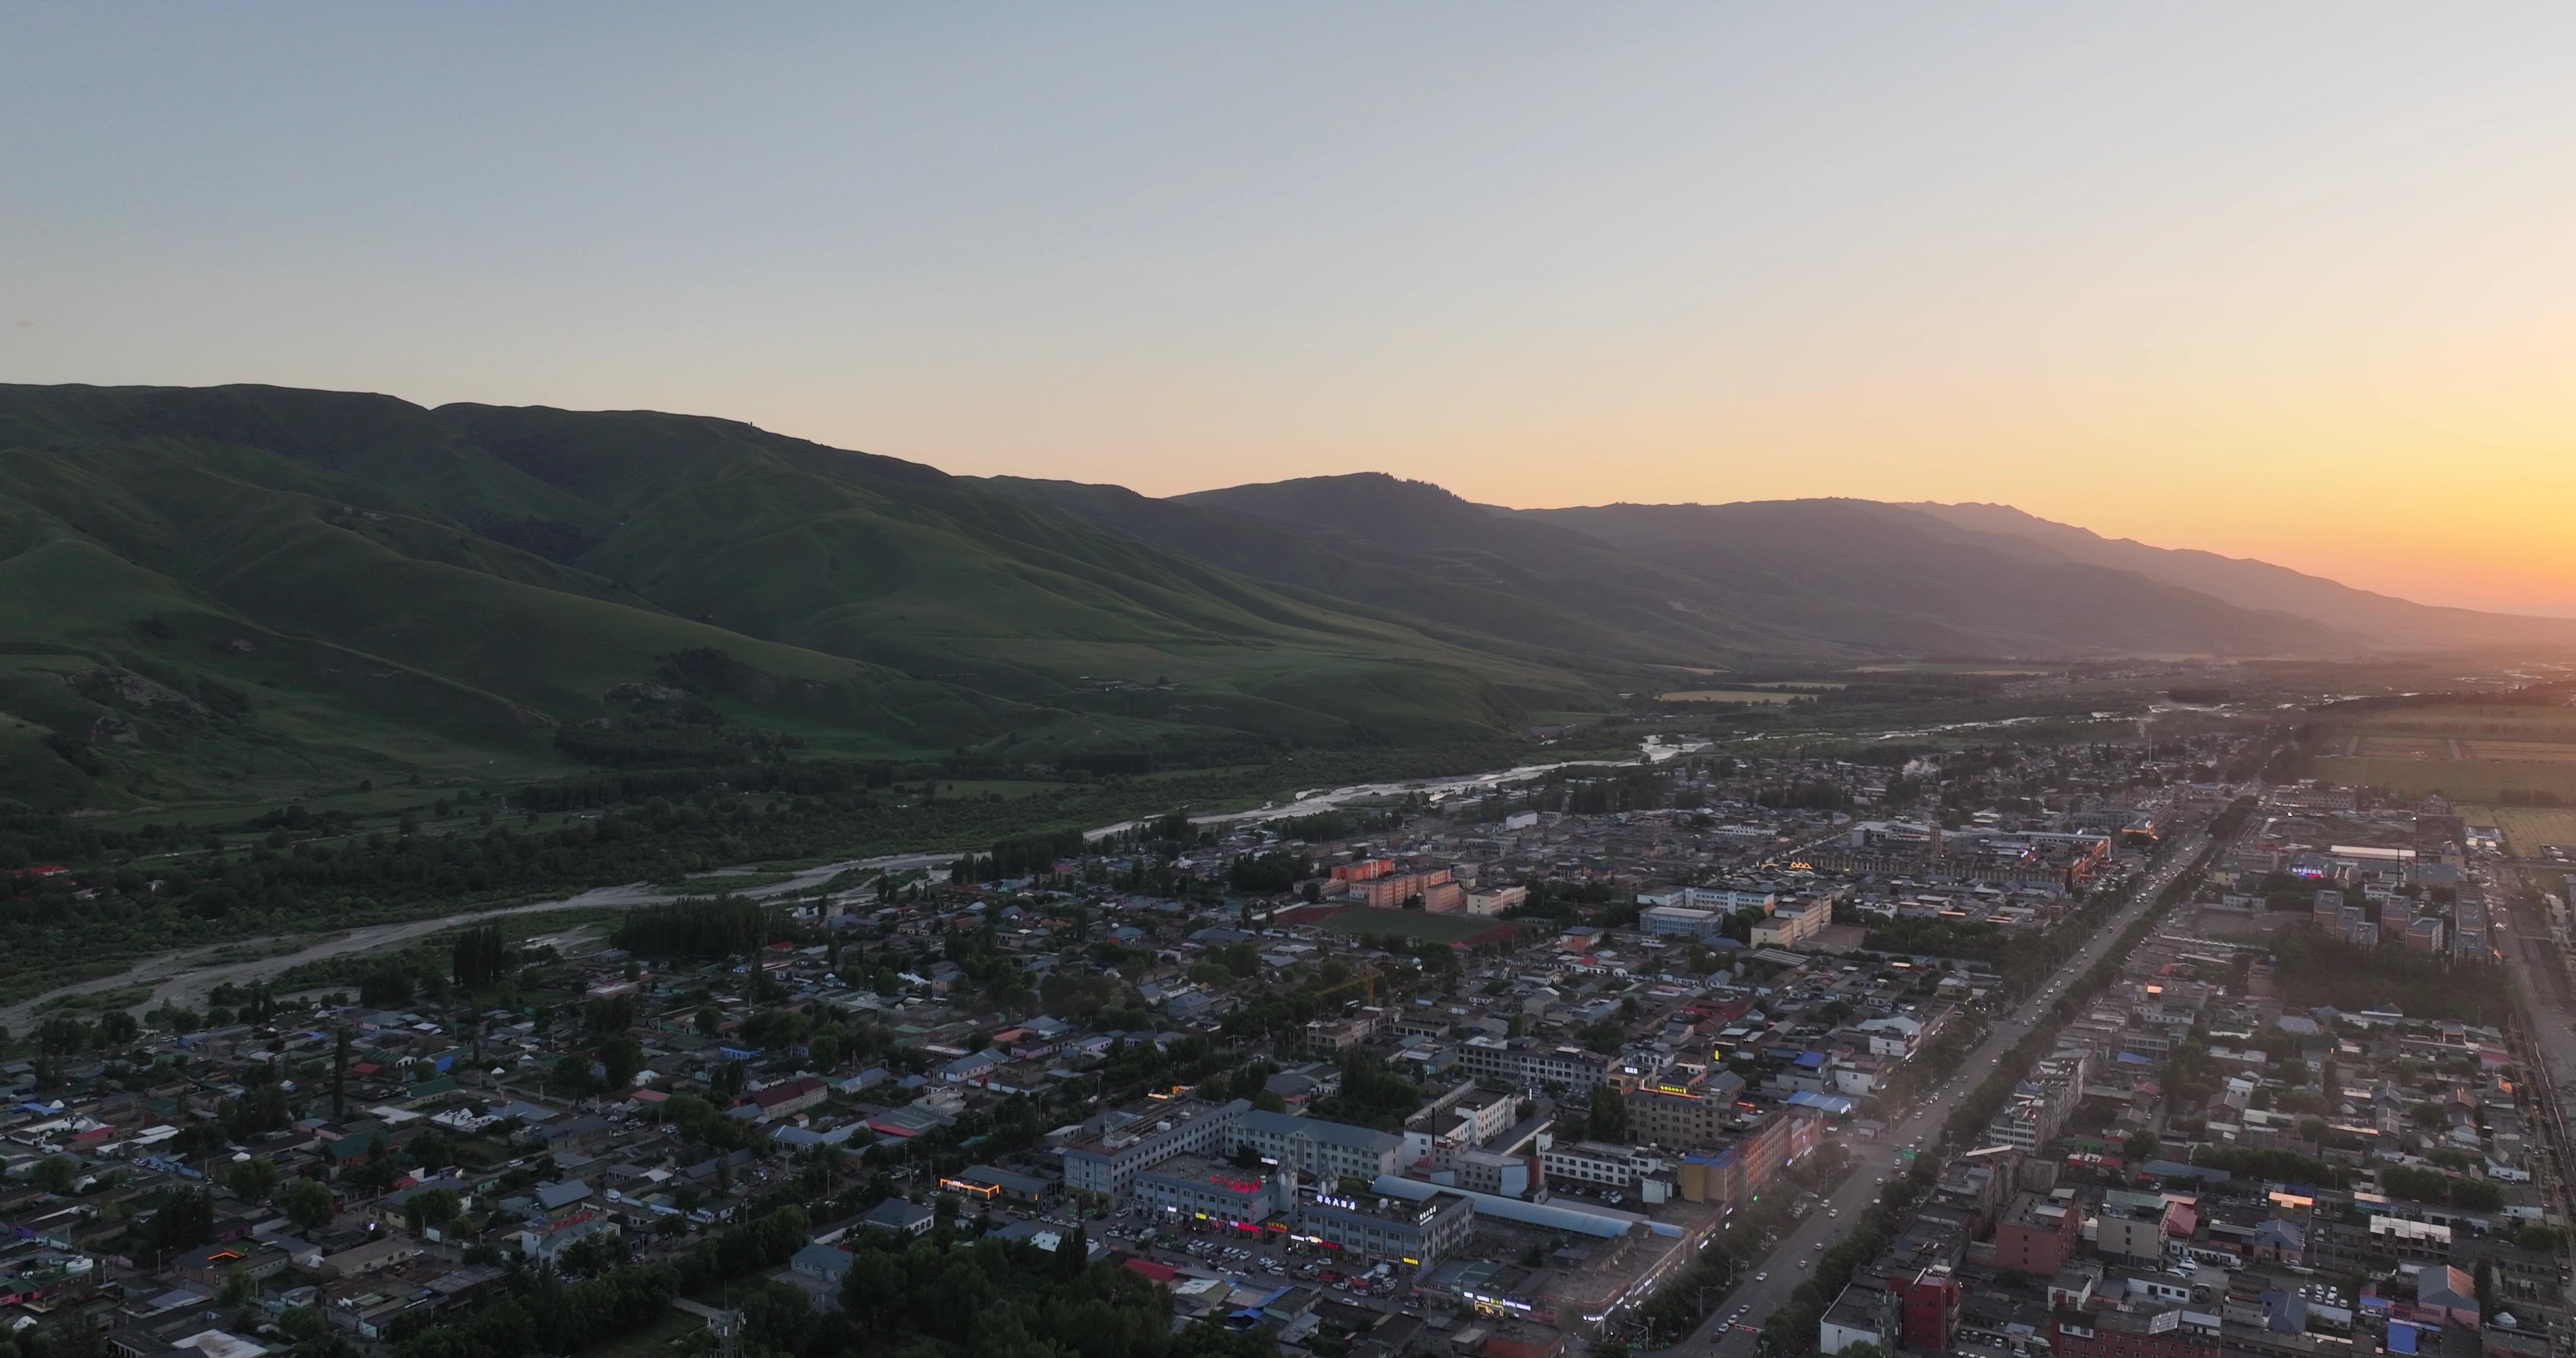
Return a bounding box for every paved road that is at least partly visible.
[0,849,964,1031]
[1669,830,2208,1355]
[2481,857,2576,1221]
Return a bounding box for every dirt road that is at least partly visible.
[0,849,958,1032]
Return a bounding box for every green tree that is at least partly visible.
[226,1156,281,1203]
[34,1015,88,1056]
[32,1154,78,1195]
[282,1177,335,1231]
[451,924,509,989]
[598,1036,646,1090]
[1585,1084,1631,1142]
[1577,1016,1627,1054]
[551,1052,600,1098]
[145,1189,216,1252]
[406,1187,461,1235]
[95,1009,141,1047]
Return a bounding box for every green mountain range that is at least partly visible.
[3,383,2560,811]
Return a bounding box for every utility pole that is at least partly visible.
[332,1027,349,1119]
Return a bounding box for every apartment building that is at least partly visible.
[1619,1068,1750,1148]
[1457,1036,1611,1095]
[1230,1110,1402,1186]
[1539,1140,1663,1191]
[1060,1098,1250,1200]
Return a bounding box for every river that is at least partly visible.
[0,736,1710,1028]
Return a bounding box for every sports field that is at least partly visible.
[2458,805,2576,859]
[2350,705,2576,740]
[2353,735,2450,759]
[2314,756,2576,802]
[1848,663,2053,676]
[2317,702,2576,801]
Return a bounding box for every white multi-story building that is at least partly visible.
[1539,1139,1666,1190]
[1061,1098,1249,1201]
[1230,1110,1402,1186]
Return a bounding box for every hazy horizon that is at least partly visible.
[9,5,2574,614]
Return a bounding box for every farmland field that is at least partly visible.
[2314,755,2576,802]
[1662,689,1804,705]
[2350,705,2576,738]
[2461,740,2576,762]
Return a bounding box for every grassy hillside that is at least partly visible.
[1519,499,2353,657]
[1900,500,2576,648]
[1176,475,2353,658]
[0,385,1555,810]
[1023,472,1837,664]
[5,383,2464,816]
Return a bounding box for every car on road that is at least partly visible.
[1755,1271,1768,1282]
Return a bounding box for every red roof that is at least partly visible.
[11,865,68,877]
[1121,1256,1177,1283]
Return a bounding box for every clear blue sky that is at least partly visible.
[9,5,2575,609]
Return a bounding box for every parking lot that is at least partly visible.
[1097,1205,1424,1308]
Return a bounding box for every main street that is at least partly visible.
[1669,827,2210,1355]
[2476,857,2576,1222]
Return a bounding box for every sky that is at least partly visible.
[8,5,2576,613]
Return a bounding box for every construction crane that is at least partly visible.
[1308,966,1381,1008]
